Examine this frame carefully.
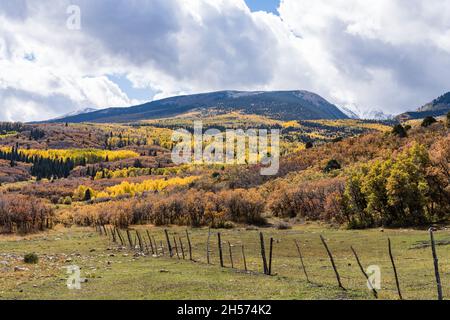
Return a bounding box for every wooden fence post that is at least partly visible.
[152,236,158,255]
[164,229,173,257]
[136,230,144,252]
[146,230,155,255]
[320,235,345,290]
[268,238,274,276]
[218,232,224,268]
[294,240,310,283]
[351,246,378,299]
[228,242,234,269]
[429,228,443,300]
[179,237,186,260]
[241,245,248,272]
[110,227,116,243]
[186,230,193,261]
[259,232,268,275]
[102,225,108,237]
[207,228,211,264]
[388,238,403,300]
[160,241,165,256]
[173,236,180,259]
[116,228,125,246]
[126,229,133,248]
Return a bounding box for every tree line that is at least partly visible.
[0,145,74,180]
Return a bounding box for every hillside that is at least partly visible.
[398,91,450,121]
[47,90,349,123]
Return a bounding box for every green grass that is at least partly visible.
[0,224,449,300]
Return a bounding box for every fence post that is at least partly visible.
[241,245,248,272]
[136,230,144,252]
[429,228,443,300]
[259,232,268,275]
[179,237,186,260]
[126,229,133,249]
[146,230,155,255]
[207,227,211,264]
[351,246,378,299]
[164,229,173,257]
[268,238,274,276]
[173,236,180,259]
[228,242,234,269]
[102,225,108,237]
[218,232,224,268]
[388,238,403,300]
[186,230,193,261]
[294,240,310,283]
[110,227,116,243]
[320,235,345,290]
[152,236,158,255]
[117,228,125,246]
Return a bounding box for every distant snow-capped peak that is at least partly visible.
[53,108,98,120]
[338,105,394,120]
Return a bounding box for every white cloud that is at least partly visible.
[1,0,450,121]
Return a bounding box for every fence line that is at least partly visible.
[95,224,447,300]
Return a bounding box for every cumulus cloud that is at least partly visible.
[1,0,450,121]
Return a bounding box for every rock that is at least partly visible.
[159,269,170,273]
[90,249,96,252]
[65,258,73,263]
[109,254,115,257]
[14,266,29,272]
[0,261,8,266]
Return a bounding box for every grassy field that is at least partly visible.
[0,223,449,300]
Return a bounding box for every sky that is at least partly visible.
[1,0,450,121]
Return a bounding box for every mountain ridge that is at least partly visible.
[397,91,450,121]
[45,90,349,123]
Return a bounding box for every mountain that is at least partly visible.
[338,105,394,120]
[51,108,98,121]
[397,92,450,121]
[47,90,348,123]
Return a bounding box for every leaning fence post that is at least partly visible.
[259,232,268,275]
[241,245,248,272]
[136,230,144,252]
[117,228,125,246]
[146,230,155,255]
[429,228,443,300]
[126,229,133,248]
[218,232,224,268]
[320,235,345,290]
[268,237,274,276]
[110,227,116,243]
[294,240,310,283]
[102,225,108,237]
[179,237,186,260]
[164,229,173,257]
[186,230,193,261]
[388,238,403,300]
[228,242,234,269]
[173,236,180,259]
[351,246,378,299]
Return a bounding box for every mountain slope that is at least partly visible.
[398,91,450,121]
[48,90,348,123]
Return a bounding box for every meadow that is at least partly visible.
[0,223,448,300]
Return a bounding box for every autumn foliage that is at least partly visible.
[0,194,54,234]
